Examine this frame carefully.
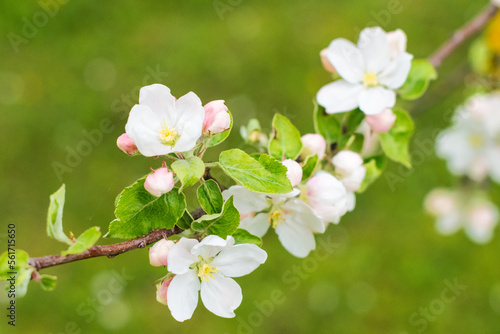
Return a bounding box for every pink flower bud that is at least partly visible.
[203,100,231,135]
[332,150,363,176]
[144,167,175,197]
[365,108,396,133]
[424,189,457,216]
[117,133,138,155]
[149,239,175,267]
[387,29,407,58]
[281,159,303,187]
[156,277,173,305]
[301,134,327,160]
[320,49,336,73]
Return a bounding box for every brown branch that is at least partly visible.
[429,4,498,68]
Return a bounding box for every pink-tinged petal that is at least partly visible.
[317,80,364,114]
[358,87,396,115]
[378,52,413,89]
[203,100,231,134]
[365,108,396,133]
[116,133,138,155]
[275,217,316,258]
[167,271,200,322]
[239,212,271,238]
[200,274,242,318]
[192,235,233,259]
[212,244,267,277]
[281,159,303,187]
[167,238,198,275]
[301,134,327,160]
[156,277,172,305]
[149,239,175,267]
[138,84,177,123]
[283,199,325,233]
[222,186,269,214]
[357,27,391,73]
[325,38,364,83]
[320,49,336,73]
[144,167,175,197]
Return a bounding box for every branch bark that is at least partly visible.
[429,4,498,68]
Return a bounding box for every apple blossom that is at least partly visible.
[144,167,175,197]
[301,133,327,160]
[316,27,413,115]
[116,133,138,155]
[331,151,365,211]
[149,239,175,267]
[156,277,172,305]
[386,29,407,58]
[365,108,396,133]
[125,84,205,157]
[203,100,231,135]
[166,236,267,321]
[281,159,303,187]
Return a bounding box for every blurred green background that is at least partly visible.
[1,1,500,333]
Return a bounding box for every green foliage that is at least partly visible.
[232,229,262,246]
[61,227,101,256]
[171,156,205,190]
[209,110,233,147]
[219,149,292,194]
[399,59,437,100]
[269,113,302,160]
[313,102,341,143]
[40,275,58,291]
[345,109,365,133]
[379,109,414,168]
[177,210,194,230]
[358,155,386,193]
[197,180,224,215]
[0,249,30,280]
[46,184,72,246]
[13,267,35,298]
[191,196,240,238]
[469,37,492,75]
[106,178,186,239]
[301,155,319,181]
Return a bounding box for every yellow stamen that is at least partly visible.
[159,121,180,147]
[363,72,378,87]
[469,134,483,148]
[198,264,220,282]
[269,210,284,229]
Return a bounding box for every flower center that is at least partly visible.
[363,72,378,87]
[269,210,284,228]
[469,134,483,148]
[159,122,180,147]
[197,263,220,282]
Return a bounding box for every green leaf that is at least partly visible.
[192,196,240,238]
[358,155,386,193]
[345,109,365,133]
[46,184,72,245]
[209,110,233,147]
[313,101,341,143]
[0,250,30,281]
[13,267,34,298]
[269,113,302,160]
[339,133,365,153]
[40,275,57,291]
[197,180,223,215]
[232,229,262,246]
[61,226,101,256]
[106,178,186,239]
[301,155,319,181]
[379,109,414,168]
[398,59,437,100]
[171,156,205,190]
[219,149,292,194]
[469,37,492,75]
[176,210,193,230]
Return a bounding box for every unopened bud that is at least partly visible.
[424,189,457,216]
[117,133,138,155]
[332,150,363,176]
[145,167,175,197]
[203,100,231,135]
[281,159,303,187]
[156,277,173,305]
[301,134,327,160]
[365,108,396,133]
[149,239,175,267]
[387,29,407,58]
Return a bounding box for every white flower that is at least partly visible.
[301,134,327,160]
[144,167,175,197]
[303,171,348,223]
[149,239,175,267]
[436,93,500,183]
[331,151,366,212]
[166,235,267,321]
[317,27,413,115]
[223,186,325,258]
[125,84,205,157]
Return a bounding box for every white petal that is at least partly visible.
[167,238,198,275]
[275,218,317,258]
[435,212,462,235]
[239,212,271,237]
[357,27,391,73]
[325,38,364,84]
[212,244,267,277]
[222,186,269,214]
[172,92,205,152]
[378,52,413,89]
[283,199,325,233]
[317,81,364,114]
[201,274,242,318]
[346,192,356,212]
[192,235,232,259]
[167,271,200,322]
[358,87,396,115]
[139,84,177,123]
